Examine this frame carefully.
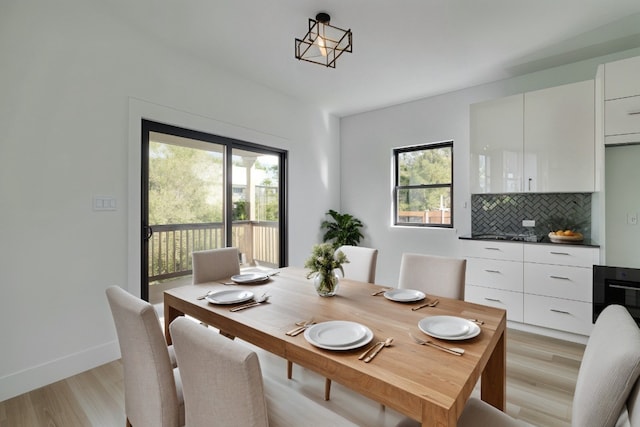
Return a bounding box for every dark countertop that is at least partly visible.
[459,234,600,248]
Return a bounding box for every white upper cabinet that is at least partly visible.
[604,55,640,100]
[605,97,640,138]
[470,94,524,193]
[524,80,595,192]
[603,55,640,145]
[470,81,595,193]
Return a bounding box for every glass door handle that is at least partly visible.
[144,225,153,241]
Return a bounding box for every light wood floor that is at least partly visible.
[0,327,584,427]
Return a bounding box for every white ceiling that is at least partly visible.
[105,0,640,117]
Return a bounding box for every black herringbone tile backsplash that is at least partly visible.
[471,193,591,238]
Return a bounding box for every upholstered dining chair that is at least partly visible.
[191,247,240,284]
[169,316,270,427]
[397,253,466,300]
[105,286,184,427]
[338,245,379,283]
[396,304,640,427]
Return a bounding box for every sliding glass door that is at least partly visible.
[230,148,282,268]
[141,120,287,301]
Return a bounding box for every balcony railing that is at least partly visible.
[398,210,451,224]
[149,221,279,282]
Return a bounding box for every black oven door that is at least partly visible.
[604,279,640,322]
[594,266,640,325]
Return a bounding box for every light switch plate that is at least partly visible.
[522,219,536,227]
[93,195,117,211]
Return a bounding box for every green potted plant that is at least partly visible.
[321,209,364,249]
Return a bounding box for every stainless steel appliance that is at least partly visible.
[593,265,640,324]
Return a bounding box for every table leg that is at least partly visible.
[481,330,506,410]
[287,361,293,379]
[421,403,455,427]
[164,302,182,345]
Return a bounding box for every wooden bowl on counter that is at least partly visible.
[548,231,584,243]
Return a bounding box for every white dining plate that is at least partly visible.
[231,273,270,284]
[304,321,374,350]
[383,289,426,302]
[205,289,254,305]
[418,316,481,340]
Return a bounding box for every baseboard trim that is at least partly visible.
[0,340,120,402]
[507,321,589,345]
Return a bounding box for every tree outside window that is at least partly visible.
[149,143,279,225]
[393,141,453,227]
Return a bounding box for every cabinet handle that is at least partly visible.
[550,309,571,315]
[629,111,640,116]
[528,177,532,191]
[484,297,501,302]
[549,251,570,255]
[484,247,501,251]
[610,284,640,292]
[484,269,501,273]
[549,275,570,280]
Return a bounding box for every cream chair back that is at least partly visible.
[337,245,378,283]
[169,317,269,427]
[571,304,640,427]
[398,253,466,300]
[191,247,240,284]
[105,286,183,427]
[626,378,640,427]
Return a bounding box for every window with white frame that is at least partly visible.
[393,141,453,227]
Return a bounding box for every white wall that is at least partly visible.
[340,48,640,286]
[0,0,340,400]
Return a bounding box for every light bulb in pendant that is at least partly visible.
[317,34,327,57]
[315,13,330,57]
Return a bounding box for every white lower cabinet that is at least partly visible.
[462,239,523,261]
[523,263,592,302]
[467,258,523,292]
[463,240,598,337]
[523,244,597,336]
[524,244,599,268]
[523,294,593,336]
[463,241,524,322]
[466,284,523,322]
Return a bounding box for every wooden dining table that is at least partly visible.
[164,267,506,427]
